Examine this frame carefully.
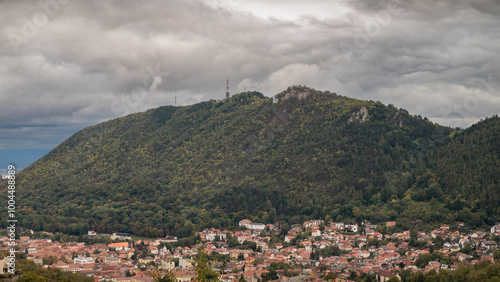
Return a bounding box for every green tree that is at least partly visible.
[323,272,336,281]
[494,249,500,262]
[17,272,46,282]
[462,243,473,255]
[60,254,68,263]
[193,248,221,282]
[154,270,178,282]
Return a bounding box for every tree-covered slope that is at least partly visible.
[424,115,500,224]
[7,86,498,237]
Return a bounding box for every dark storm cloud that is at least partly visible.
[0,0,498,150]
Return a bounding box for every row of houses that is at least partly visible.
[2,221,499,281]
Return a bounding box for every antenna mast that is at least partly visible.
[225,78,230,99]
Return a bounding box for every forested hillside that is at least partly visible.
[426,115,500,224]
[6,86,499,237]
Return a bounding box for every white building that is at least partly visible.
[239,219,265,231]
[161,261,175,270]
[73,256,95,264]
[111,232,131,240]
[304,220,325,228]
[311,228,321,237]
[345,224,358,233]
[105,256,120,264]
[334,222,345,230]
[179,258,193,269]
[27,246,37,254]
[0,258,10,275]
[239,219,252,229]
[250,222,266,231]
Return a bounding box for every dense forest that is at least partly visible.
[4,86,499,237]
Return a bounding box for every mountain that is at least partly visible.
[7,86,499,237]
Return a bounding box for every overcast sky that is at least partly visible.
[1,0,499,154]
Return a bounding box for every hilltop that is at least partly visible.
[7,86,499,237]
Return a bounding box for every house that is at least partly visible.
[311,228,321,237]
[358,235,367,242]
[54,261,69,269]
[457,253,472,262]
[443,242,460,252]
[491,224,500,234]
[340,244,353,251]
[430,230,442,238]
[88,231,97,236]
[239,219,252,229]
[65,264,83,273]
[130,274,155,282]
[139,256,155,264]
[361,250,371,258]
[250,223,266,231]
[459,238,470,248]
[481,241,498,250]
[136,240,150,246]
[179,258,193,269]
[27,246,37,254]
[300,241,312,251]
[386,221,397,228]
[205,232,217,241]
[173,270,196,282]
[345,223,358,233]
[377,270,399,282]
[471,231,485,239]
[0,258,10,275]
[303,220,324,228]
[148,246,159,254]
[334,222,345,230]
[428,261,441,270]
[161,261,175,270]
[237,235,252,244]
[104,256,120,264]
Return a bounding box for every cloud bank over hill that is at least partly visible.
[0,0,499,149]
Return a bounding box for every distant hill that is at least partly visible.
[6,86,499,237]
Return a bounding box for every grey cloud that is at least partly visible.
[0,0,499,151]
